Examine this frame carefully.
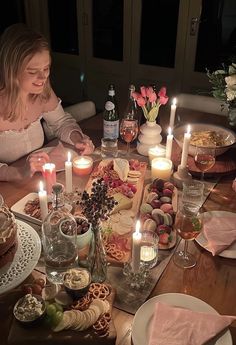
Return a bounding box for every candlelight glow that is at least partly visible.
[67,151,71,163]
[168,126,172,136]
[187,124,191,134]
[39,181,44,192]
[135,220,141,234]
[172,97,177,106]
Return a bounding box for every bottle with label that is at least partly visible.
[103,84,119,139]
[42,183,77,284]
[120,84,139,155]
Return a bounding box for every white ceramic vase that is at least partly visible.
[137,121,162,156]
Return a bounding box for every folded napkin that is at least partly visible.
[203,216,236,255]
[148,302,235,345]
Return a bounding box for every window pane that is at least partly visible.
[0,0,25,34]
[195,0,236,72]
[48,0,79,55]
[92,0,123,61]
[140,0,180,68]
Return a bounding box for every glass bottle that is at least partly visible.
[103,84,119,139]
[42,183,77,284]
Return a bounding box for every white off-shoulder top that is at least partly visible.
[0,100,83,166]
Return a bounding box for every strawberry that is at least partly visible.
[159,232,169,245]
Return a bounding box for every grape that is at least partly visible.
[52,302,63,313]
[34,278,45,288]
[51,310,63,327]
[31,283,43,295]
[46,303,57,317]
[21,284,33,295]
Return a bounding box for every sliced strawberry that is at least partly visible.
[159,232,169,245]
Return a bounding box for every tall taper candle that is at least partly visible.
[131,220,142,273]
[166,127,173,160]
[169,97,177,129]
[180,124,191,168]
[65,151,73,193]
[38,181,48,221]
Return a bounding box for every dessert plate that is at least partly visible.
[0,220,41,294]
[132,293,232,345]
[196,211,236,259]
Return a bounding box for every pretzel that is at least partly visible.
[89,283,110,300]
[93,317,109,333]
[71,294,92,311]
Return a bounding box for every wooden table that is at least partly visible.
[1,109,236,345]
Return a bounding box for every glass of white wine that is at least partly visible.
[194,147,216,181]
[174,205,202,269]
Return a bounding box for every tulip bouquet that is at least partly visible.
[132,86,168,122]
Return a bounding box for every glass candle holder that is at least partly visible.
[148,145,166,163]
[42,163,56,195]
[151,157,173,181]
[72,156,93,176]
[140,231,159,269]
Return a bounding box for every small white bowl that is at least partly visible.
[173,123,236,156]
[75,216,93,249]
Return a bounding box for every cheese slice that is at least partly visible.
[111,192,132,214]
[113,158,130,181]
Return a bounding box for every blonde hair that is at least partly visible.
[0,23,52,121]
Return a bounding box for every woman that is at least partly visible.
[0,23,94,182]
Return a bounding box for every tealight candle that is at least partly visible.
[72,156,93,176]
[169,97,177,129]
[65,151,73,193]
[42,163,56,195]
[151,157,173,181]
[38,181,48,221]
[180,124,191,169]
[131,220,142,273]
[148,145,166,163]
[165,127,173,160]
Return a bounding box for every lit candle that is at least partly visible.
[38,181,48,221]
[72,156,93,176]
[148,145,166,163]
[169,97,177,129]
[165,127,173,160]
[42,163,56,195]
[140,246,156,262]
[151,157,173,180]
[180,124,191,169]
[132,220,142,273]
[65,151,73,193]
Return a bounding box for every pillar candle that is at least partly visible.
[42,163,56,195]
[165,127,173,160]
[180,124,191,169]
[38,181,48,221]
[65,151,73,193]
[72,156,93,176]
[151,158,173,180]
[169,97,177,129]
[131,220,142,273]
[148,145,166,163]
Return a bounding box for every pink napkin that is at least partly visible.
[203,216,236,255]
[148,302,235,345]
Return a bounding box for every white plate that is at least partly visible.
[132,293,232,345]
[0,220,41,294]
[34,146,78,172]
[196,211,236,259]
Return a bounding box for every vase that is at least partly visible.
[137,120,162,156]
[228,106,236,128]
[87,225,107,283]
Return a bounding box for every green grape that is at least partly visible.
[51,310,63,327]
[46,303,57,317]
[52,302,63,313]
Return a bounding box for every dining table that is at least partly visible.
[1,106,236,345]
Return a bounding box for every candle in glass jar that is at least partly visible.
[180,124,191,169]
[165,127,173,160]
[151,157,172,180]
[72,156,93,176]
[42,163,56,195]
[38,181,48,221]
[132,220,142,273]
[65,151,73,193]
[148,145,166,163]
[169,97,177,129]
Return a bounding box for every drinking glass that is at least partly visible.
[120,119,138,156]
[101,138,118,158]
[174,205,202,269]
[182,180,204,214]
[140,231,159,269]
[194,147,216,181]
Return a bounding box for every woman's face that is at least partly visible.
[18,50,51,95]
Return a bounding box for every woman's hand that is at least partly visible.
[26,151,50,177]
[75,138,95,155]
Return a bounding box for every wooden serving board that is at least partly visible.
[8,284,116,345]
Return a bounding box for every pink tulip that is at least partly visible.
[158,87,167,97]
[159,95,169,105]
[137,96,146,107]
[132,92,140,100]
[148,92,157,103]
[140,86,147,98]
[146,87,154,98]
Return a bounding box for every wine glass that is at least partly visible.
[120,119,138,156]
[194,147,216,181]
[174,205,202,269]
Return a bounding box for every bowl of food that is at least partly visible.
[173,123,236,156]
[75,215,93,249]
[13,294,46,326]
[63,267,91,300]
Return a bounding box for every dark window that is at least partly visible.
[92,0,124,61]
[0,0,25,34]
[48,0,79,54]
[140,0,179,68]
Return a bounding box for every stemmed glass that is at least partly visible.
[194,147,216,181]
[120,119,138,156]
[174,205,202,269]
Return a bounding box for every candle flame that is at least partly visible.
[67,151,71,162]
[187,124,191,134]
[135,220,141,234]
[168,126,172,136]
[39,181,44,192]
[172,97,177,106]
